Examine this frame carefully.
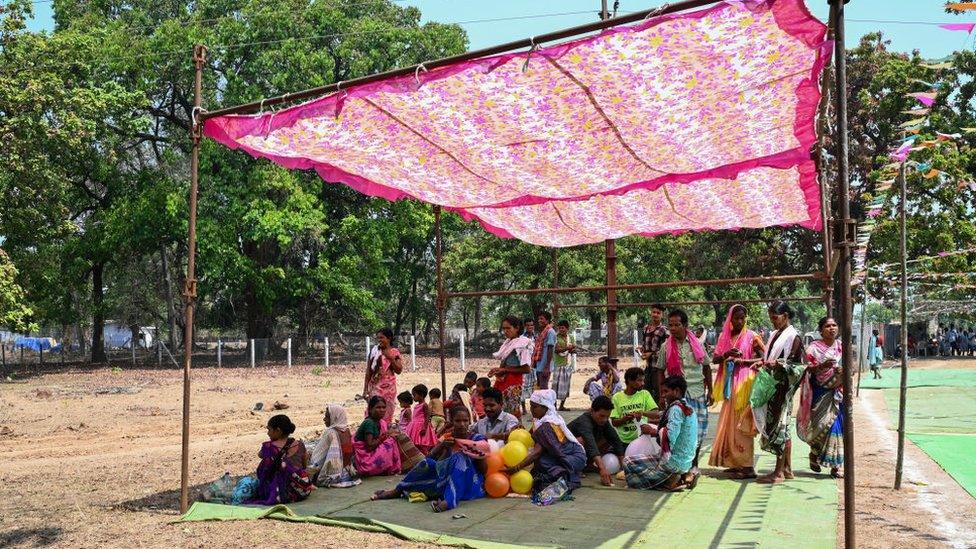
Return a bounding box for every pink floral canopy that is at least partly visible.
[204,0,830,247]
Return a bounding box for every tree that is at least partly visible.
[0,249,36,333]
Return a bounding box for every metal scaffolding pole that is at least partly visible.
[179,44,206,515]
[829,1,856,546]
[435,206,447,398]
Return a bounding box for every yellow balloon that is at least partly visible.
[510,469,534,494]
[508,428,535,448]
[501,440,528,468]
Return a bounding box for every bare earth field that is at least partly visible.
[1,356,974,548]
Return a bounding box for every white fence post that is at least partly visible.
[217,339,222,368]
[410,335,417,371]
[460,332,466,371]
[287,338,292,368]
[250,339,255,368]
[324,337,330,369]
[365,336,371,362]
[633,329,640,368]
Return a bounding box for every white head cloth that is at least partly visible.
[529,389,581,447]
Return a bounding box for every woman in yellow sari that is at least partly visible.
[708,305,765,479]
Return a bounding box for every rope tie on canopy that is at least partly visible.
[190,106,203,142]
[523,37,538,73]
[414,63,428,86]
[644,3,671,20]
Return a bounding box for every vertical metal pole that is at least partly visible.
[895,161,909,490]
[435,206,447,398]
[287,338,292,368]
[250,339,255,368]
[829,3,855,546]
[606,239,618,358]
[410,334,417,371]
[324,336,330,369]
[632,329,639,368]
[459,332,466,371]
[131,338,136,366]
[856,269,869,397]
[552,248,560,320]
[217,339,222,368]
[180,43,206,515]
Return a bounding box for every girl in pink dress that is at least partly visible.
[363,328,403,424]
[405,384,439,455]
[353,396,402,476]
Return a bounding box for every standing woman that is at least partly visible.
[753,301,806,484]
[868,329,883,379]
[489,316,533,418]
[708,305,765,479]
[798,317,844,477]
[363,328,404,424]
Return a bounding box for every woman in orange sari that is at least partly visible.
[708,305,765,479]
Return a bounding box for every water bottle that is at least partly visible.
[533,477,569,506]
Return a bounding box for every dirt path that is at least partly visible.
[840,358,976,548]
[1,357,974,548]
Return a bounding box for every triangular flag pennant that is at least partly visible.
[963,127,976,133]
[907,92,937,106]
[939,22,976,33]
[923,169,941,179]
[900,117,928,128]
[902,108,930,116]
[921,61,953,70]
[936,131,962,141]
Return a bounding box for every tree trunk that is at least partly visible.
[161,247,178,349]
[91,262,107,363]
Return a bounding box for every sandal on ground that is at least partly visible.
[687,473,700,491]
[809,453,822,473]
[784,470,795,480]
[756,474,785,484]
[431,500,449,513]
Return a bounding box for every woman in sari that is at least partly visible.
[488,316,533,418]
[505,389,587,493]
[753,301,806,484]
[353,396,402,476]
[248,414,314,505]
[309,404,361,488]
[363,328,404,424]
[708,305,765,479]
[372,407,488,513]
[798,317,844,477]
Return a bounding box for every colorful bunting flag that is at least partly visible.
[921,61,953,70]
[923,168,941,179]
[907,92,937,106]
[936,131,962,140]
[939,22,976,32]
[902,108,930,116]
[946,2,976,12]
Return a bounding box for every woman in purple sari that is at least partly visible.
[248,414,314,505]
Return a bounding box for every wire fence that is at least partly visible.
[0,326,661,372]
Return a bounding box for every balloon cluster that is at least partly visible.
[484,429,534,497]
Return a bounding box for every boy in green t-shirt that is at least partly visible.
[610,367,661,444]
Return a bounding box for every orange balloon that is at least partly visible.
[485,452,505,475]
[484,472,510,498]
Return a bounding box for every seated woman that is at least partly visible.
[505,389,587,493]
[248,414,314,504]
[584,356,624,402]
[622,376,698,492]
[308,404,361,488]
[353,396,402,477]
[372,407,488,513]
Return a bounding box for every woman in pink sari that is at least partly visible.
[798,317,844,477]
[354,396,402,476]
[363,328,403,424]
[708,305,765,479]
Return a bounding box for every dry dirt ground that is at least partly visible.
[1,356,974,548]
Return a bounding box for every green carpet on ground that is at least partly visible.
[906,434,976,499]
[858,368,976,390]
[871,373,976,500]
[179,411,838,549]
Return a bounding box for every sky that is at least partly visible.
[18,0,975,60]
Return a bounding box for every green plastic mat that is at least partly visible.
[859,368,976,390]
[907,434,976,499]
[881,386,976,435]
[179,413,837,549]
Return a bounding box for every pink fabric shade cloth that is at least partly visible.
[204,0,830,248]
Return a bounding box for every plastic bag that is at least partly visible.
[532,478,572,506]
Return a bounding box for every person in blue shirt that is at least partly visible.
[622,376,698,491]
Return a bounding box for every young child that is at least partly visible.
[395,391,413,428]
[428,387,446,431]
[471,377,491,420]
[445,383,472,424]
[405,384,439,455]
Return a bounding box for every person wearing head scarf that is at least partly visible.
[797,317,844,478]
[753,301,806,484]
[504,389,587,493]
[708,305,766,479]
[309,404,361,488]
